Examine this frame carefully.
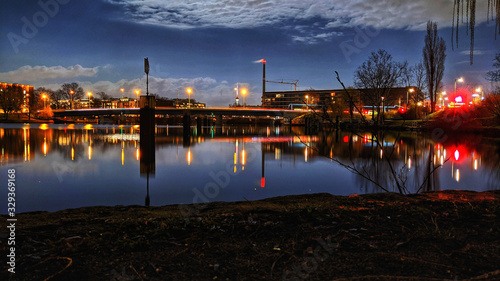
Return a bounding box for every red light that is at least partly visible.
[262,59,266,64]
[261,177,265,188]
[454,149,460,161]
[363,110,369,114]
[343,136,349,143]
[398,108,406,113]
[455,96,463,103]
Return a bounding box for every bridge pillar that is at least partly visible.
[140,95,156,177]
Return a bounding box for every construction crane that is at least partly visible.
[265,79,299,91]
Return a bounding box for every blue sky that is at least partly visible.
[1,0,499,106]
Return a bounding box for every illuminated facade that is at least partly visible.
[0,82,34,113]
[262,87,420,110]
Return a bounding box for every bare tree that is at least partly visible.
[485,51,500,120]
[0,85,23,120]
[423,21,446,113]
[60,82,84,109]
[354,49,407,125]
[486,51,500,84]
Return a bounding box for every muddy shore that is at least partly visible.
[2,190,499,281]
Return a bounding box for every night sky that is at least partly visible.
[1,0,499,106]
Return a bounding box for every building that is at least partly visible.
[262,87,422,111]
[0,82,34,113]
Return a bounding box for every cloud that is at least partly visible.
[291,31,343,45]
[0,65,99,82]
[106,0,490,31]
[460,50,485,56]
[39,76,253,107]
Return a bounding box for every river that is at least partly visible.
[1,123,498,213]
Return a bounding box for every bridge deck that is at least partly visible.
[53,107,308,118]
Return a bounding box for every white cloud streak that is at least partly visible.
[40,76,251,107]
[0,65,99,82]
[107,0,490,31]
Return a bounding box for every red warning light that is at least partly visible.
[454,149,460,161]
[398,107,406,113]
[343,136,349,143]
[261,177,265,188]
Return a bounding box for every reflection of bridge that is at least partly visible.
[53,107,307,119]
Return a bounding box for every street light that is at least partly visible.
[441,91,447,107]
[120,88,124,96]
[476,87,484,101]
[455,77,464,94]
[135,90,140,108]
[42,93,47,109]
[241,89,247,107]
[407,88,414,109]
[187,88,192,108]
[87,92,92,108]
[70,90,74,109]
[305,95,309,105]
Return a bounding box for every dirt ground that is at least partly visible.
[2,190,500,281]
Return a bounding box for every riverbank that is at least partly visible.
[2,190,499,280]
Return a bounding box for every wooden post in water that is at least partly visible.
[140,95,156,177]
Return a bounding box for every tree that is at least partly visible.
[423,21,446,113]
[354,49,407,125]
[0,85,24,120]
[60,83,84,109]
[451,0,499,64]
[485,51,500,121]
[486,51,500,84]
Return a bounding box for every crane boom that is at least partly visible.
[265,79,298,91]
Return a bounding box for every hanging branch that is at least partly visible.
[470,0,476,64]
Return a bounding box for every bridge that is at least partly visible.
[53,107,307,119]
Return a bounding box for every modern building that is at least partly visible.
[262,87,422,111]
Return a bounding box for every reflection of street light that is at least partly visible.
[241,89,247,107]
[87,92,92,108]
[455,77,464,94]
[187,88,192,108]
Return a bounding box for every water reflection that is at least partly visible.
[0,124,499,212]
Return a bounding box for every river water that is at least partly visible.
[1,124,499,213]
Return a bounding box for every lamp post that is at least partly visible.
[455,77,464,94]
[87,92,92,108]
[70,90,74,109]
[476,87,483,101]
[120,88,124,96]
[42,93,47,109]
[407,88,414,109]
[135,90,140,108]
[241,89,247,107]
[187,88,192,108]
[441,91,446,107]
